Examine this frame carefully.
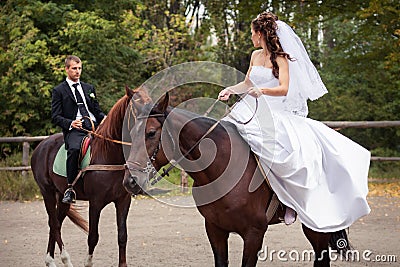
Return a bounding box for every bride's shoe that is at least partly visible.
[284,207,297,225]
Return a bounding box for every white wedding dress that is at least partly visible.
[224,65,371,232]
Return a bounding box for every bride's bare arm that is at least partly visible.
[219,52,255,100]
[249,56,289,97]
[226,79,252,93]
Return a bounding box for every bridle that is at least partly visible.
[124,113,167,187]
[79,100,137,146]
[126,92,259,187]
[227,94,258,125]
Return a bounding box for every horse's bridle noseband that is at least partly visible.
[125,113,170,186]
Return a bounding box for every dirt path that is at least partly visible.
[0,195,399,267]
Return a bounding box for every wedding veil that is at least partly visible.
[276,20,328,117]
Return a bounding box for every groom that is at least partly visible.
[51,55,106,204]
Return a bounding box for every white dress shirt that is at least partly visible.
[66,78,97,122]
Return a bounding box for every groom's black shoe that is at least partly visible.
[62,188,76,204]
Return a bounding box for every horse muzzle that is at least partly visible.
[123,165,149,195]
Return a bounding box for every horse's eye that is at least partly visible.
[146,130,157,139]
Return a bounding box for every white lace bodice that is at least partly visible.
[249,66,286,113]
[249,65,278,88]
[249,65,308,116]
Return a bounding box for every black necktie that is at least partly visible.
[72,83,89,117]
[72,83,91,129]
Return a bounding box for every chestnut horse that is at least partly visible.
[31,87,148,267]
[123,93,349,267]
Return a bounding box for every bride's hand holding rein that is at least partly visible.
[248,87,263,98]
[218,88,232,101]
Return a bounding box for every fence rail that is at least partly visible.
[0,136,48,172]
[0,121,399,172]
[323,121,400,129]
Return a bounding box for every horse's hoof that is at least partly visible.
[84,254,93,267]
[61,248,73,267]
[45,253,57,267]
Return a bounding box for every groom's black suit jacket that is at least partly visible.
[51,80,105,143]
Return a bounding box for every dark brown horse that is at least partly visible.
[31,87,148,267]
[123,92,350,267]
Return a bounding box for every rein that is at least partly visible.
[69,101,137,186]
[149,113,220,186]
[226,93,258,125]
[79,100,135,146]
[82,128,132,145]
[137,92,258,186]
[200,92,258,125]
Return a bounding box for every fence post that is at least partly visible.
[22,142,30,177]
[181,169,188,193]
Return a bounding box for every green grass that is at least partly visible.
[0,153,195,201]
[368,160,400,180]
[0,152,41,201]
[369,147,400,180]
[0,172,41,201]
[0,165,192,201]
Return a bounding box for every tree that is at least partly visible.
[0,1,64,137]
[0,0,398,159]
[0,0,139,138]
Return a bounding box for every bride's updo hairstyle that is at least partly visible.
[251,11,293,78]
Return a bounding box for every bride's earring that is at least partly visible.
[257,38,260,45]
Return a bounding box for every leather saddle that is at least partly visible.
[53,135,92,177]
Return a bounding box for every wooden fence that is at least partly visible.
[0,136,48,172]
[0,121,399,172]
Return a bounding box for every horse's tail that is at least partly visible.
[67,205,89,234]
[329,229,351,256]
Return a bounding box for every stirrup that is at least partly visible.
[64,187,76,194]
[62,188,76,204]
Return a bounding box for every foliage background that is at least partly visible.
[1,0,399,161]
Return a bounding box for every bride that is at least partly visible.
[218,11,370,232]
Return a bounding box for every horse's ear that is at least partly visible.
[125,85,134,98]
[155,92,169,113]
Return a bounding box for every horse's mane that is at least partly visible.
[102,97,130,135]
[91,87,151,159]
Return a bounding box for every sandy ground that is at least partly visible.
[0,195,399,267]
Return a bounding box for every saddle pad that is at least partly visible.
[53,144,91,177]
